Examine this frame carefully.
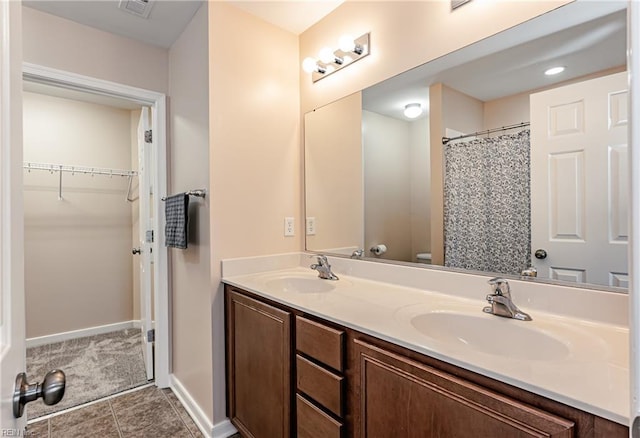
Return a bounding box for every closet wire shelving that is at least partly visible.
[23,161,139,201]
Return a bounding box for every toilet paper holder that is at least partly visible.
[370,244,387,256]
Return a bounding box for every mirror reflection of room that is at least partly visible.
[305,8,628,291]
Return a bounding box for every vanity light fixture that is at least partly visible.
[404,103,423,119]
[544,66,565,76]
[302,32,370,83]
[302,57,326,74]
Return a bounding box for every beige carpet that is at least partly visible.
[26,328,149,419]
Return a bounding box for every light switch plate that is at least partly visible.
[306,217,316,235]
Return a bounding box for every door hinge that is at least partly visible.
[144,130,152,143]
[147,329,155,342]
[145,230,154,243]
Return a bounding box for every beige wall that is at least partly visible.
[484,92,531,129]
[363,110,411,261]
[23,92,134,338]
[167,3,213,422]
[209,2,300,424]
[306,92,363,253]
[410,117,431,260]
[22,7,168,93]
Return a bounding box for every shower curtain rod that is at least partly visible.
[441,122,530,145]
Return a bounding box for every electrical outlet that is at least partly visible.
[306,217,316,235]
[284,217,295,236]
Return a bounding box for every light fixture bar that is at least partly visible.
[309,33,370,83]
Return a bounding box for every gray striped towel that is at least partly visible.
[165,193,189,249]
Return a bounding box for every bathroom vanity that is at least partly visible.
[222,255,629,438]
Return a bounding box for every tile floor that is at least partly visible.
[26,386,240,438]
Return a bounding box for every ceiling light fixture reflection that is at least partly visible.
[404,103,423,119]
[544,66,565,76]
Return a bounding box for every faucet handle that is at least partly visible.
[488,277,510,296]
[309,254,329,267]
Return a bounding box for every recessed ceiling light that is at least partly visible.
[544,66,565,76]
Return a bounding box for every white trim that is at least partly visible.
[26,320,142,348]
[212,419,238,438]
[26,382,155,424]
[170,374,236,438]
[21,63,170,387]
[629,0,640,430]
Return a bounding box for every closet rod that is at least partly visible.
[23,161,138,177]
[441,122,530,145]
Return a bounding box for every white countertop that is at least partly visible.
[221,253,629,425]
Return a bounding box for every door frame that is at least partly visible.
[630,1,640,431]
[22,62,170,388]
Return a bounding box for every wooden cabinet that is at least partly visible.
[225,288,292,438]
[295,315,346,437]
[353,339,574,437]
[224,285,629,438]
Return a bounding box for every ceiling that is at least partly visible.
[23,0,204,49]
[23,0,344,50]
[228,1,344,35]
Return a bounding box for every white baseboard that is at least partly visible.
[26,320,141,348]
[168,374,217,438]
[212,419,238,438]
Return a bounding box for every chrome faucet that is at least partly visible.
[483,277,531,321]
[310,255,339,280]
[351,249,364,259]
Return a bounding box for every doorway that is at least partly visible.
[21,63,169,420]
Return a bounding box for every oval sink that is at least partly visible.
[264,276,336,294]
[411,312,570,361]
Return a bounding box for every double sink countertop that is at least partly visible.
[221,252,629,425]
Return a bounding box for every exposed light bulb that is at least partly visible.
[404,103,422,119]
[302,57,319,73]
[544,66,565,76]
[318,47,335,64]
[338,34,356,52]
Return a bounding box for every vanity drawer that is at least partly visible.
[296,394,343,438]
[297,355,343,417]
[296,316,344,371]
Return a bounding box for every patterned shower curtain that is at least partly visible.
[443,129,531,275]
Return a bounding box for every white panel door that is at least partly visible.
[0,1,26,430]
[137,107,154,381]
[530,71,628,286]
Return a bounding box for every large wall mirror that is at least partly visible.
[305,1,629,291]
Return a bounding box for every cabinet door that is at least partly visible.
[226,288,292,438]
[353,340,574,438]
